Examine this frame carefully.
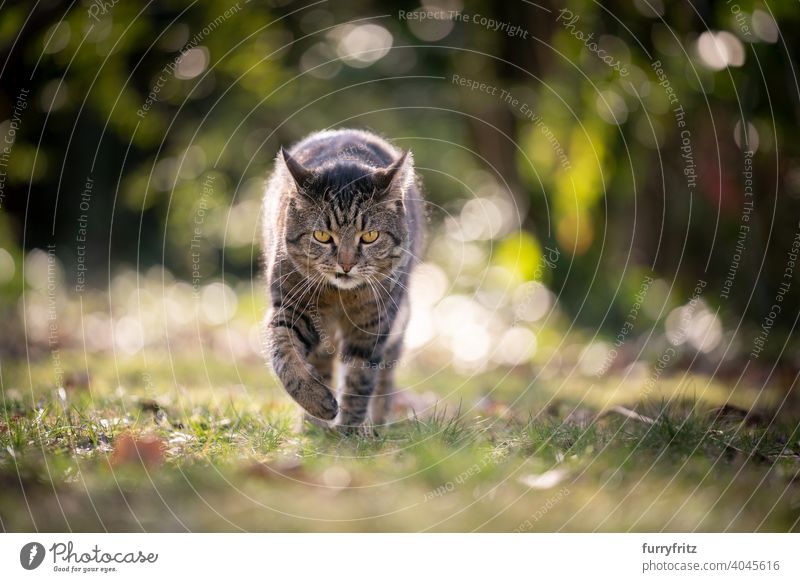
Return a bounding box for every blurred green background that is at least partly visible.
[1,0,800,394]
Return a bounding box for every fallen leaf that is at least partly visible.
[518,468,568,490]
[602,405,655,425]
[111,433,166,467]
[245,458,312,483]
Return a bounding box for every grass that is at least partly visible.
[0,350,799,532]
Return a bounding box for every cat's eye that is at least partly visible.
[313,230,332,243]
[360,230,379,244]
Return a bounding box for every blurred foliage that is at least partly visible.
[1,0,800,355]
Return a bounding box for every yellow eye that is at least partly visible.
[360,230,379,244]
[313,230,332,243]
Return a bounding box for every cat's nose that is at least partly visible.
[339,262,354,273]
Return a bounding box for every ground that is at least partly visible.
[0,351,798,532]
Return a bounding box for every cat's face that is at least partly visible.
[281,150,411,290]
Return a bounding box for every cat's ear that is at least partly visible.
[373,150,414,197]
[280,147,315,191]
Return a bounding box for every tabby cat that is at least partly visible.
[261,129,424,433]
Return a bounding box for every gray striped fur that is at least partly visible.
[261,129,424,433]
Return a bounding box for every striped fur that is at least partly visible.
[261,129,424,433]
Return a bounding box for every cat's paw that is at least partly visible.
[294,379,339,420]
[334,422,377,438]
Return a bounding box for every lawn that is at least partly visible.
[1,349,798,533]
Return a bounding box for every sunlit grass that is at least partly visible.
[0,352,798,532]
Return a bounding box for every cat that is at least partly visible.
[261,129,424,433]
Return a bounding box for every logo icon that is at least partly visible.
[20,542,46,570]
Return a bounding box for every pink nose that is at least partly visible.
[339,262,353,273]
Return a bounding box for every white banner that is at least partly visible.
[0,533,798,581]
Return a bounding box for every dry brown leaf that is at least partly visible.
[244,459,313,483]
[111,433,166,467]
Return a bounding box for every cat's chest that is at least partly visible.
[313,286,378,322]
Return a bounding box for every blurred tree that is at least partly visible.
[0,0,799,362]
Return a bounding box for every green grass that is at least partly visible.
[0,351,798,532]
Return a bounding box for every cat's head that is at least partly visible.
[280,148,414,290]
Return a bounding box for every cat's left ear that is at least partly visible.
[373,150,414,197]
[280,147,316,191]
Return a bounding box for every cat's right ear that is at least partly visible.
[280,147,315,192]
[373,150,413,197]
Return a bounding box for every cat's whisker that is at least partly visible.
[275,273,318,310]
[382,272,412,294]
[362,275,387,337]
[369,275,404,318]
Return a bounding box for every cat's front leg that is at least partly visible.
[369,340,403,426]
[266,309,338,420]
[303,345,337,429]
[336,342,382,433]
